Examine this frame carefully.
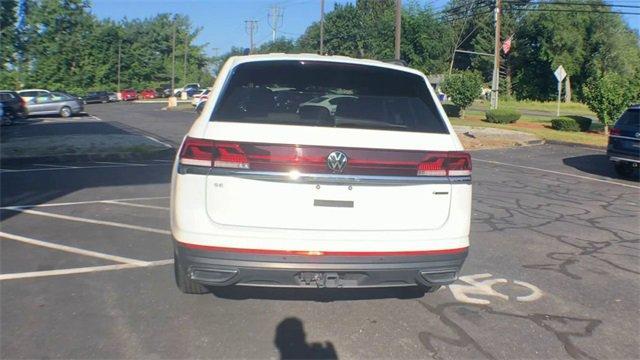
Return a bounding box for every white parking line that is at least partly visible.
[0,259,173,281]
[7,208,171,235]
[0,196,169,210]
[144,135,173,148]
[0,231,150,266]
[474,158,640,189]
[102,200,169,210]
[33,163,80,169]
[0,163,169,173]
[94,161,147,167]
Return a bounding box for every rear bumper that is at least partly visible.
[608,153,640,164]
[174,241,467,288]
[608,148,640,163]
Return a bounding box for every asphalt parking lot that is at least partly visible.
[1,103,639,359]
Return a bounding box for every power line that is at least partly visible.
[508,7,640,15]
[504,1,640,9]
[442,9,494,23]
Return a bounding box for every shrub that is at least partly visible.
[566,116,592,131]
[485,109,521,123]
[442,104,461,117]
[441,71,483,118]
[551,117,580,132]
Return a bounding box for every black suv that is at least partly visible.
[0,91,27,125]
[84,91,110,104]
[607,104,639,178]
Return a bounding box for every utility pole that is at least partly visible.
[211,47,219,57]
[183,33,188,84]
[117,41,121,94]
[490,0,501,110]
[245,20,258,54]
[394,0,402,60]
[320,0,325,55]
[267,5,283,42]
[171,24,176,94]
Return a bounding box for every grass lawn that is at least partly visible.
[467,99,596,117]
[447,99,607,147]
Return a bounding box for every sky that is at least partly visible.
[90,0,640,57]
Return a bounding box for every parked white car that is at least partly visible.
[174,83,200,96]
[171,54,471,294]
[191,88,211,106]
[298,94,356,117]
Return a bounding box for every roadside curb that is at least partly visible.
[546,140,606,150]
[0,148,176,166]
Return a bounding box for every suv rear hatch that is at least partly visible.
[180,60,469,231]
[609,108,640,158]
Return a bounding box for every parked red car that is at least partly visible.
[120,89,137,101]
[139,89,157,99]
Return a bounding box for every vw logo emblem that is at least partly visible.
[326,151,348,173]
[636,132,640,138]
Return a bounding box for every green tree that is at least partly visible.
[0,0,19,88]
[582,73,636,134]
[256,38,297,54]
[401,3,452,74]
[510,1,640,101]
[441,71,482,117]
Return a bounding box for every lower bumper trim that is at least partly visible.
[175,242,468,288]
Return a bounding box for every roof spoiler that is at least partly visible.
[383,59,407,67]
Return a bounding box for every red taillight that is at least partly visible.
[19,97,26,108]
[417,152,471,177]
[610,128,621,136]
[179,137,249,169]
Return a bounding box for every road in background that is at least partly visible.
[1,104,638,359]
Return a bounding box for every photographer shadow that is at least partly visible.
[275,317,338,360]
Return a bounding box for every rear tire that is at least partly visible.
[2,110,14,126]
[174,252,209,294]
[614,161,637,178]
[59,106,72,118]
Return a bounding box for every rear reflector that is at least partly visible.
[178,241,469,257]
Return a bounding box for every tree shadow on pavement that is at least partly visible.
[274,317,338,360]
[562,154,619,179]
[0,119,173,221]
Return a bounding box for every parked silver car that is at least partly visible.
[26,92,84,117]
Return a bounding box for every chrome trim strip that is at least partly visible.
[610,156,640,164]
[203,167,471,185]
[610,135,640,141]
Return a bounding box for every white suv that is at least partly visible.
[171,54,471,294]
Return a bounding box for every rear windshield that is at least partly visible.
[211,60,448,133]
[616,109,639,128]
